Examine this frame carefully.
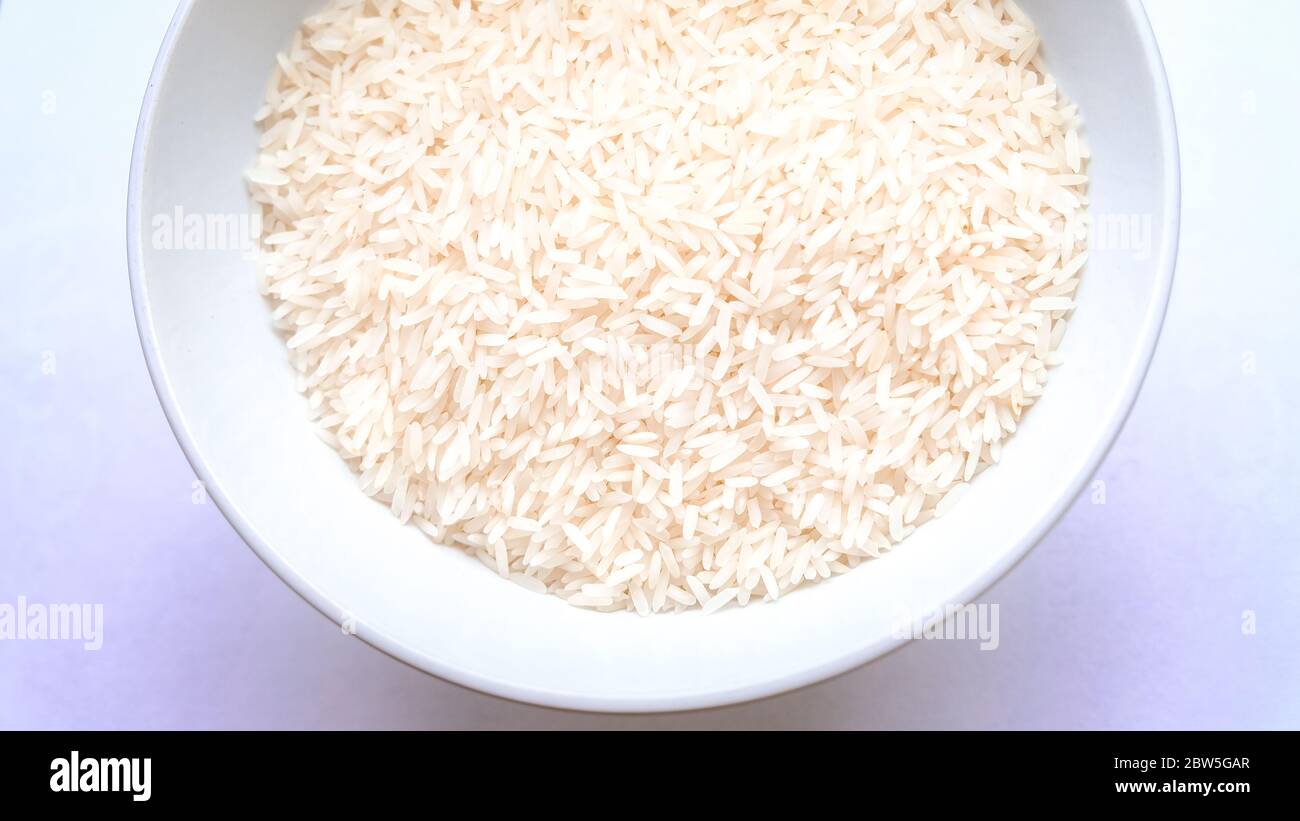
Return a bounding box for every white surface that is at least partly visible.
[1,0,1296,728]
[129,0,1176,711]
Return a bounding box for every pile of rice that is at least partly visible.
[248,0,1088,613]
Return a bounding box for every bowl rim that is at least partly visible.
[127,0,1181,713]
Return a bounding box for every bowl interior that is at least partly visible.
[131,0,1176,711]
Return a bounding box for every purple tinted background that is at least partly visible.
[1,0,1296,729]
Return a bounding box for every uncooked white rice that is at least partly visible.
[248,0,1089,613]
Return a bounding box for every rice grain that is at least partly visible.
[249,0,1089,614]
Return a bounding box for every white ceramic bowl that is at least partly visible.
[129,0,1178,712]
